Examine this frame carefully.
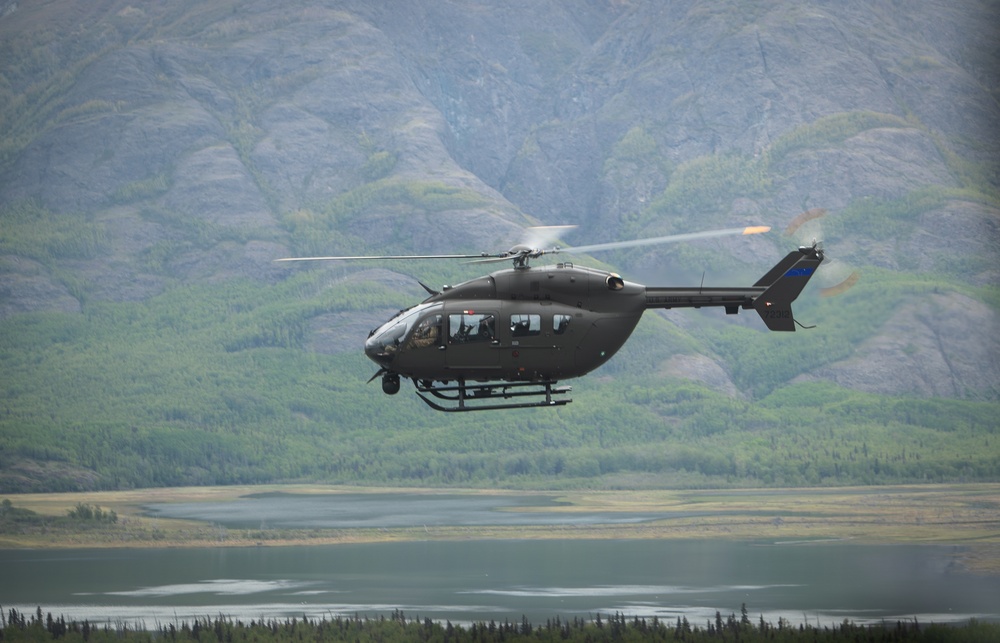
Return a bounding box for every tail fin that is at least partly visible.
[753,246,824,331]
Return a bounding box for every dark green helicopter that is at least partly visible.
[277,224,828,411]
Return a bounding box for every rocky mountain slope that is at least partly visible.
[1,0,998,405]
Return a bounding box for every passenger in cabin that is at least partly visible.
[449,313,495,343]
[477,316,494,341]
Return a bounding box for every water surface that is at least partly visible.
[143,492,671,528]
[3,540,995,628]
[6,492,997,628]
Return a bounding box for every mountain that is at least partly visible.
[0,0,997,492]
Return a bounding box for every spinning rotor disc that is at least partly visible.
[785,208,859,297]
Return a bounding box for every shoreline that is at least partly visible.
[2,482,998,573]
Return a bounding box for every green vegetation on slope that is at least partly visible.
[2,109,998,493]
[0,200,107,263]
[623,110,999,241]
[1,266,996,492]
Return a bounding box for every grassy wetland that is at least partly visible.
[2,483,998,574]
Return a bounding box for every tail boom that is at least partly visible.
[643,246,823,331]
[644,287,762,316]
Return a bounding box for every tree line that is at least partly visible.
[1,606,995,643]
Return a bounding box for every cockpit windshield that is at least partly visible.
[364,303,443,363]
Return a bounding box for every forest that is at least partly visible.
[1,607,996,643]
[1,255,997,493]
[0,273,1000,492]
[0,247,1000,492]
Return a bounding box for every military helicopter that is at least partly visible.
[276,224,825,411]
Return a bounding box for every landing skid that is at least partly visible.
[414,379,572,412]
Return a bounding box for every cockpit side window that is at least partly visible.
[553,314,572,334]
[405,314,442,350]
[449,313,496,344]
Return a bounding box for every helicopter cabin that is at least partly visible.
[364,263,647,383]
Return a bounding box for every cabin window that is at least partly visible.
[405,314,442,350]
[449,313,496,344]
[553,314,571,334]
[510,314,541,337]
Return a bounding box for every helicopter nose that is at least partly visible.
[364,327,401,368]
[364,335,392,367]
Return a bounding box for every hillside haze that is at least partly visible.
[1,0,998,491]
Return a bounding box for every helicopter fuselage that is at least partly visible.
[275,223,828,410]
[360,245,823,410]
[365,262,644,383]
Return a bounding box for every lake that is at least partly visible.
[2,492,998,628]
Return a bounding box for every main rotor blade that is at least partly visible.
[274,225,770,265]
[523,225,578,249]
[555,225,770,255]
[274,253,496,262]
[464,254,520,265]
